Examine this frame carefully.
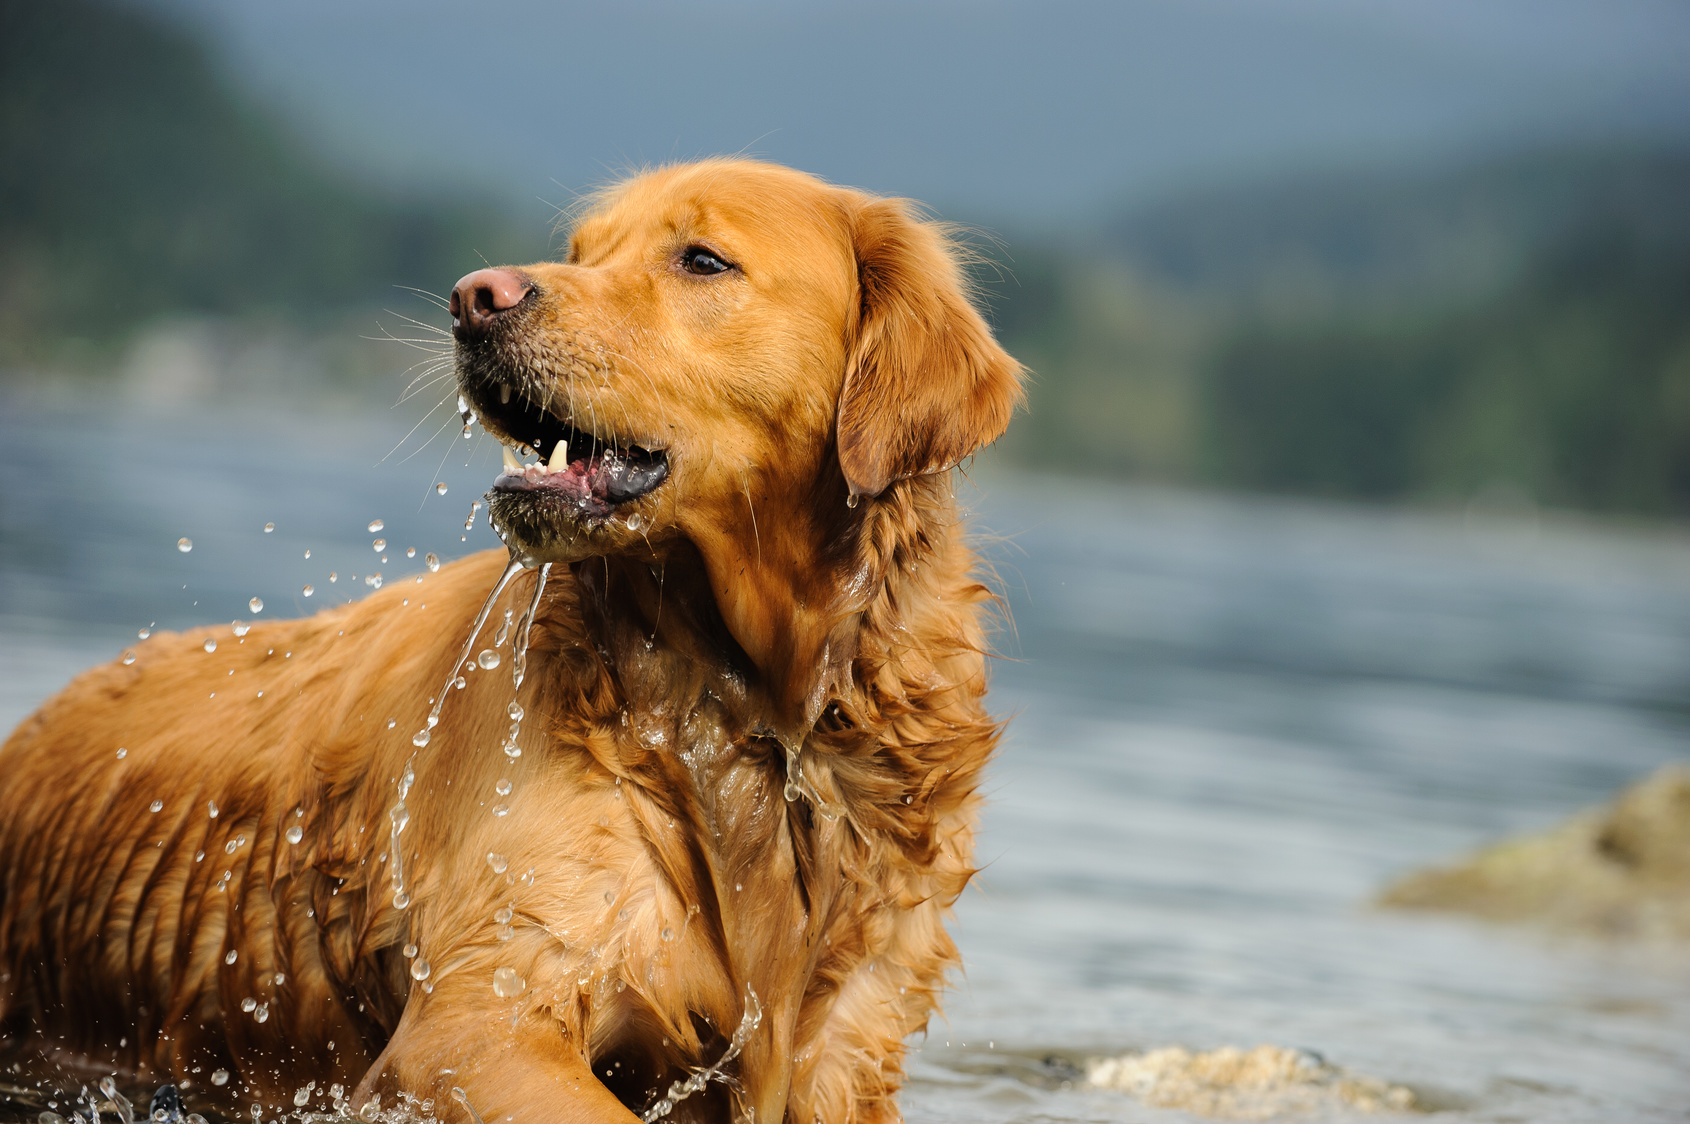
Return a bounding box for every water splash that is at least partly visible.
[449,1089,486,1124]
[410,558,526,749]
[97,1079,131,1124]
[509,564,551,692]
[389,760,414,909]
[392,558,528,908]
[780,738,842,819]
[641,984,762,1121]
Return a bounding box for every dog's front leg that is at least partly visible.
[351,974,637,1124]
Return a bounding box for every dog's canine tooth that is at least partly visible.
[547,437,569,472]
[500,384,512,405]
[502,446,523,473]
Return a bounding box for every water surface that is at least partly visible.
[3,396,1688,1122]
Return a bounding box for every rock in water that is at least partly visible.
[1380,764,1690,940]
[1086,1044,1415,1118]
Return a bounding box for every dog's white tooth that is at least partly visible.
[502,446,522,473]
[547,437,570,472]
[500,384,511,405]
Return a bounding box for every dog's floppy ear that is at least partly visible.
[837,198,1025,499]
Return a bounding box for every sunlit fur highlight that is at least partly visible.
[0,159,1024,1124]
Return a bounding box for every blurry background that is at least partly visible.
[3,1,1690,1121]
[5,0,1690,516]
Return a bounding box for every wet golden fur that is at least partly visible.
[0,160,1023,1124]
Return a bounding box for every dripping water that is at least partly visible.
[497,565,549,785]
[411,558,526,750]
[391,557,527,908]
[641,984,762,1122]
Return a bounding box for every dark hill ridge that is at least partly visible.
[1102,145,1690,306]
[987,143,1690,517]
[0,0,541,365]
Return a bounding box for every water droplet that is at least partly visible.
[507,701,524,721]
[412,728,430,748]
[903,794,913,804]
[254,1003,269,1023]
[487,852,508,874]
[477,649,501,670]
[426,552,441,572]
[402,942,418,958]
[390,805,410,832]
[115,747,127,759]
[329,572,338,583]
[225,949,238,965]
[122,649,137,665]
[138,627,151,640]
[366,573,383,589]
[454,675,467,690]
[293,1088,310,1108]
[204,638,217,653]
[845,493,859,509]
[241,997,256,1012]
[393,889,410,909]
[603,890,615,905]
[661,927,674,941]
[177,537,193,552]
[462,425,473,439]
[248,597,263,614]
[495,778,513,796]
[368,520,385,533]
[406,546,416,558]
[492,804,509,817]
[149,799,164,813]
[208,799,219,817]
[225,839,239,854]
[302,585,314,597]
[303,548,311,559]
[435,481,449,496]
[210,1070,229,1087]
[492,966,526,998]
[410,958,432,981]
[263,523,275,533]
[285,825,303,844]
[372,539,386,552]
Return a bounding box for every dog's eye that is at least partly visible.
[679,246,733,276]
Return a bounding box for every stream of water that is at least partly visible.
[2,394,1688,1122]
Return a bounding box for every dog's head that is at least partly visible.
[453,160,1021,727]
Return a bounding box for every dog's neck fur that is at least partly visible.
[552,469,994,1120]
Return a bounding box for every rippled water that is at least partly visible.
[3,394,1689,1122]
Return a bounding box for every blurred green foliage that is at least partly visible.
[3,0,1687,517]
[987,147,1690,518]
[0,0,543,368]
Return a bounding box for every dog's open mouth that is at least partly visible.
[470,380,669,522]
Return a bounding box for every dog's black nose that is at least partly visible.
[450,268,531,339]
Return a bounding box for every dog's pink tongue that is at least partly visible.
[513,457,612,501]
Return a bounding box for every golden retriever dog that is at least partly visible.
[0,159,1022,1124]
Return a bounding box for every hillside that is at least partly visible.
[0,0,542,367]
[989,145,1690,517]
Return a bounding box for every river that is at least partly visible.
[2,393,1688,1122]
